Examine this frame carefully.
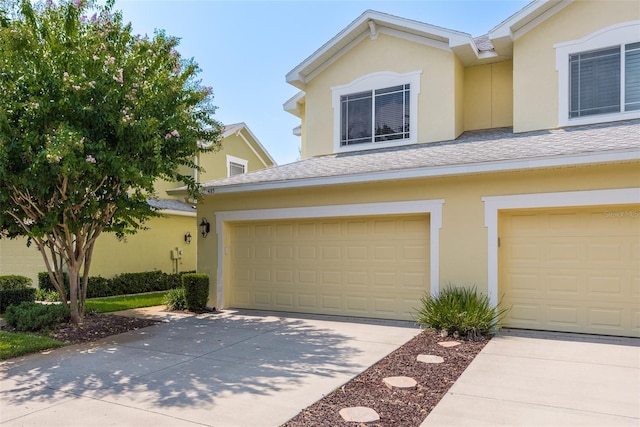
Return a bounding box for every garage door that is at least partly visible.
[499,205,640,337]
[228,215,429,320]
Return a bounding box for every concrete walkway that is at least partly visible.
[422,329,640,426]
[0,308,420,426]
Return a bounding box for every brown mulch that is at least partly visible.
[46,313,160,344]
[282,331,488,427]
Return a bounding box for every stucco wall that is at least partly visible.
[464,60,513,131]
[198,161,639,308]
[91,213,197,277]
[513,1,639,132]
[303,33,458,158]
[0,238,43,286]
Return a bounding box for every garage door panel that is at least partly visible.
[228,215,429,320]
[500,205,640,337]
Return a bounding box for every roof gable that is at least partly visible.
[222,122,277,167]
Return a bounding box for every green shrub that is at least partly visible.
[415,285,509,340]
[86,276,112,298]
[5,302,70,332]
[182,273,209,312]
[35,288,61,302]
[164,287,187,311]
[0,275,32,290]
[38,271,68,292]
[0,288,36,314]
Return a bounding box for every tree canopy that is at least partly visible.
[0,0,222,323]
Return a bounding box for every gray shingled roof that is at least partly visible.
[148,198,196,213]
[473,34,494,52]
[201,120,640,192]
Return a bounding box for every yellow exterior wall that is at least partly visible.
[303,33,458,158]
[198,161,639,308]
[464,60,513,131]
[454,56,465,137]
[0,238,44,286]
[91,213,197,277]
[513,1,638,132]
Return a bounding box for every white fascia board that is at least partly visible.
[286,9,475,88]
[206,149,640,195]
[488,0,571,56]
[283,91,305,117]
[159,209,196,218]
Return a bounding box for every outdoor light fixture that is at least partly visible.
[199,218,210,238]
[184,232,192,244]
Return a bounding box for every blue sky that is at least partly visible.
[114,0,530,165]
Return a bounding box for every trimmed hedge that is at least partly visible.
[182,273,209,312]
[0,288,37,314]
[5,302,70,332]
[37,270,188,300]
[0,275,35,313]
[0,275,32,290]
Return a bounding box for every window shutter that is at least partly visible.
[625,42,640,111]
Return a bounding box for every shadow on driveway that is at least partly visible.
[1,310,420,426]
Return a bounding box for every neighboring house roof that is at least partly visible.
[201,119,640,195]
[222,122,277,167]
[148,198,196,214]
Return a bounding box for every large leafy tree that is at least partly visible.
[0,0,222,323]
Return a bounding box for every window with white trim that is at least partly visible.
[332,71,420,152]
[569,42,640,118]
[226,155,248,177]
[555,21,640,126]
[340,84,410,146]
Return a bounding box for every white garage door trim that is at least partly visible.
[215,200,444,309]
[483,187,640,306]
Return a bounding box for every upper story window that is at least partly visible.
[556,21,640,127]
[332,71,420,153]
[340,84,410,146]
[569,43,640,118]
[226,155,248,177]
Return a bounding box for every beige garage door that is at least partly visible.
[500,205,640,337]
[228,215,429,320]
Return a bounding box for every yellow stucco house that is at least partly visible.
[0,123,276,283]
[197,0,640,337]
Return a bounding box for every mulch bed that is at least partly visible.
[46,313,160,344]
[282,331,488,427]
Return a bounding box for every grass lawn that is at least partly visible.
[85,291,167,313]
[0,331,65,360]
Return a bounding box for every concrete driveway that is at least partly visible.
[0,309,420,426]
[422,329,640,426]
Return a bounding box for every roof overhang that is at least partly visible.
[203,149,640,196]
[488,0,573,57]
[286,10,478,90]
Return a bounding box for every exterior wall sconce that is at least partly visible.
[199,218,210,238]
[184,232,192,244]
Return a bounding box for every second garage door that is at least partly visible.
[499,205,640,337]
[228,214,430,320]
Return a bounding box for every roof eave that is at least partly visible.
[203,149,640,196]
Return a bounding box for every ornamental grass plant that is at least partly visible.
[416,284,510,340]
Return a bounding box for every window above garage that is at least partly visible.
[556,21,640,127]
[332,71,421,153]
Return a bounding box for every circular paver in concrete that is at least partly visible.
[438,341,461,348]
[383,376,417,390]
[339,406,380,423]
[417,354,445,364]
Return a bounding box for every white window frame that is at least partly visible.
[226,155,248,177]
[332,71,421,153]
[555,21,640,127]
